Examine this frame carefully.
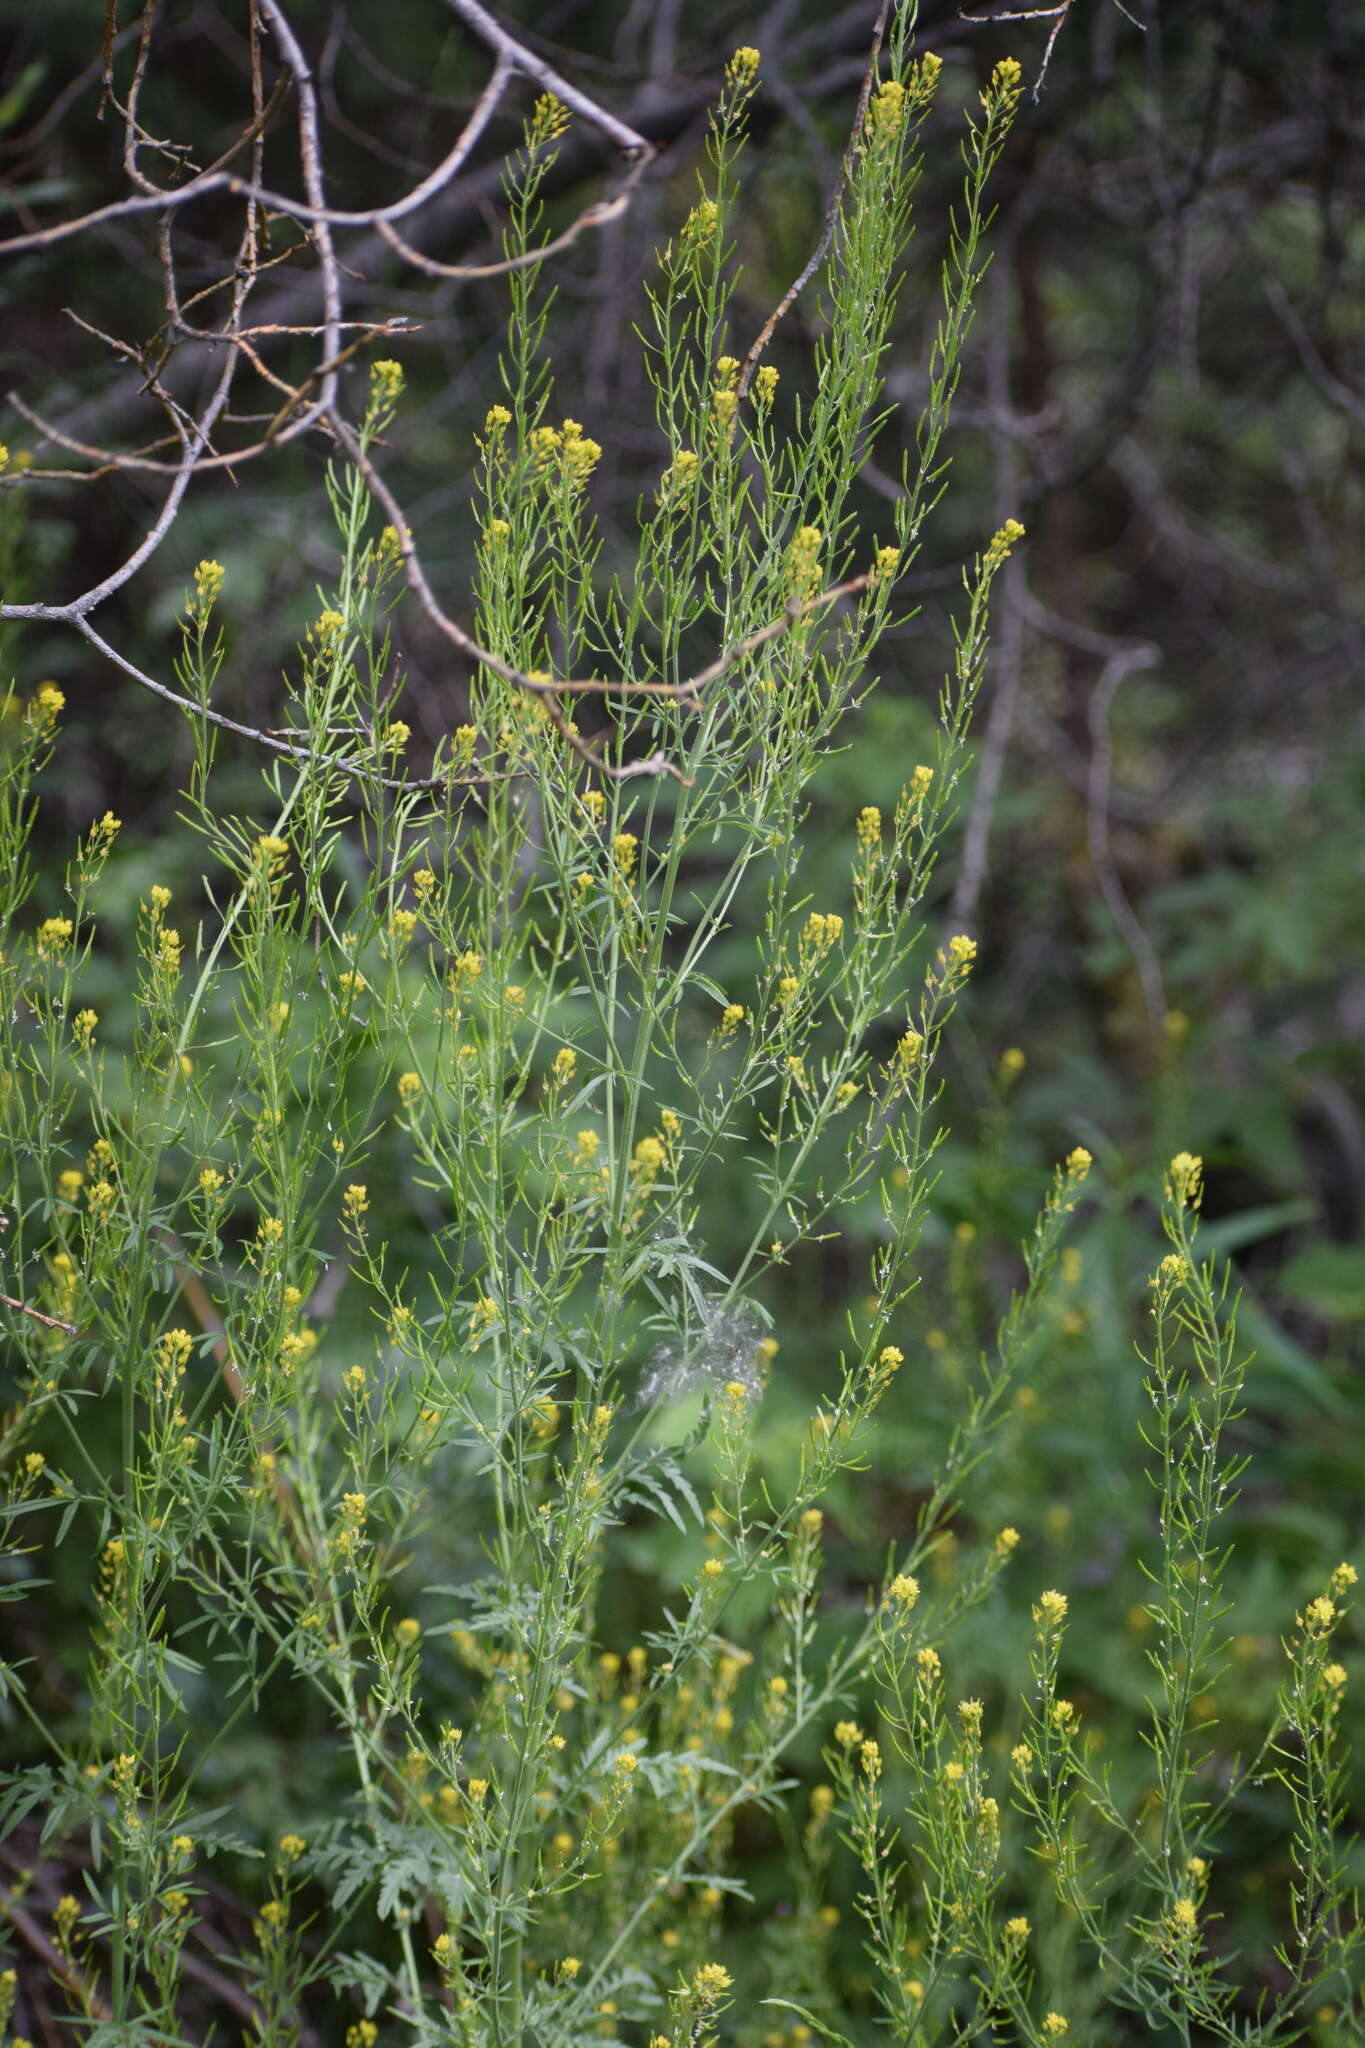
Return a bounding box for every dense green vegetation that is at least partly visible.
[0,3,1360,2042]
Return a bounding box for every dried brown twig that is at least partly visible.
[0,1290,78,1336]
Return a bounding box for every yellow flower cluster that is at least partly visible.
[984,518,1025,571]
[369,357,405,411]
[660,447,699,500]
[713,356,741,426]
[612,831,638,880]
[190,558,225,620]
[800,910,843,964]
[866,78,907,143]
[984,56,1024,112]
[528,92,570,145]
[530,417,602,485]
[1168,1150,1202,1206]
[726,46,761,90]
[1035,1587,1069,1630]
[681,198,719,255]
[910,51,944,102]
[631,1135,666,1188]
[788,524,824,597]
[895,1028,924,1076]
[29,681,65,732]
[551,1047,577,1086]
[36,916,73,959]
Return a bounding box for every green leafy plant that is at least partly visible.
[0,23,1357,2048]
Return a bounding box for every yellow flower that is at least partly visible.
[788,524,823,596]
[397,1071,421,1108]
[755,363,779,405]
[278,1833,306,1862]
[1305,1595,1336,1632]
[985,56,1024,110]
[395,1617,422,1648]
[36,916,74,959]
[682,198,719,252]
[866,78,907,143]
[1006,1916,1031,1939]
[860,1738,882,1778]
[856,804,882,854]
[690,1962,733,2003]
[190,559,225,619]
[612,831,638,879]
[1168,1896,1198,1936]
[1066,1146,1093,1178]
[801,910,843,957]
[342,1183,369,1221]
[984,518,1025,570]
[1041,2014,1068,2039]
[551,1047,577,1085]
[895,1028,924,1074]
[529,92,570,143]
[369,357,405,410]
[946,932,977,970]
[632,1135,666,1181]
[1035,1588,1069,1630]
[30,681,65,731]
[833,1720,863,1748]
[72,1010,98,1052]
[888,1573,920,1609]
[726,46,760,89]
[659,448,699,498]
[560,1956,582,1979]
[996,1526,1020,1555]
[1167,1150,1202,1206]
[911,51,944,99]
